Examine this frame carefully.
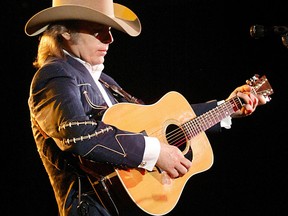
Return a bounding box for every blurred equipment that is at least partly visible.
[281,33,288,48]
[250,24,288,48]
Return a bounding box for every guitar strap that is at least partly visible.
[99,78,144,105]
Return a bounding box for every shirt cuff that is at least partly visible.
[217,100,232,129]
[138,136,161,171]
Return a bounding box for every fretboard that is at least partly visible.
[182,96,243,140]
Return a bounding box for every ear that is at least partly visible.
[61,32,71,40]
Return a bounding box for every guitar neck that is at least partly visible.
[183,96,243,139]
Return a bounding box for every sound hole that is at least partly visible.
[165,124,193,161]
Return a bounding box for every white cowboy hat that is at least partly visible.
[24,0,141,37]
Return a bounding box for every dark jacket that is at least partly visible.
[28,55,220,215]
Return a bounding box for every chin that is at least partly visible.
[94,58,105,65]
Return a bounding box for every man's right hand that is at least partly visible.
[156,142,192,178]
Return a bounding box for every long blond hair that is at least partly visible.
[33,21,81,68]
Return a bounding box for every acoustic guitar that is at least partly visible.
[79,74,273,216]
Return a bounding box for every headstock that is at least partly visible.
[246,74,274,102]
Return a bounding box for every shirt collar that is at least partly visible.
[63,49,104,80]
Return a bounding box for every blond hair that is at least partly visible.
[33,21,82,68]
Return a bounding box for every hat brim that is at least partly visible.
[25,4,141,37]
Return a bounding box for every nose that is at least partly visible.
[96,30,114,44]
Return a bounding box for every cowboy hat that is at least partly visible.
[24,0,141,37]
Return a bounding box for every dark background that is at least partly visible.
[4,0,288,215]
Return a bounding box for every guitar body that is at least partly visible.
[95,91,214,215]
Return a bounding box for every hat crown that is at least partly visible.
[53,0,114,16]
[25,0,141,37]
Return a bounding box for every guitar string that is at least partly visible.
[161,77,268,146]
[153,96,241,151]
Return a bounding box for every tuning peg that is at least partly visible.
[246,74,260,86]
